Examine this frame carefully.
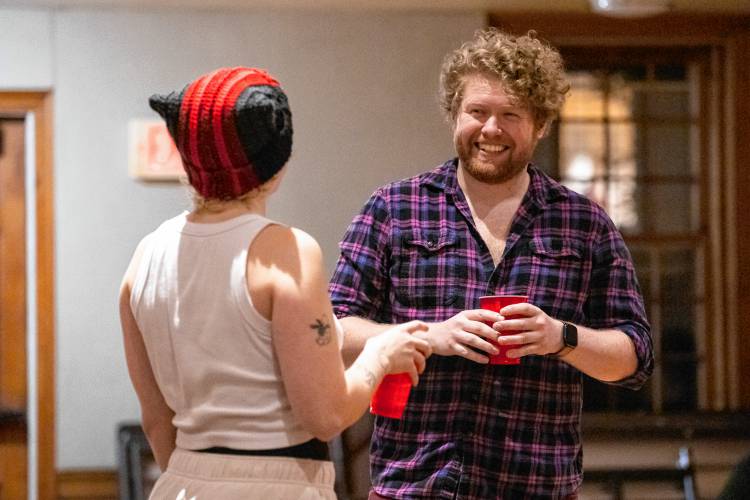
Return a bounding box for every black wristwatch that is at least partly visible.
[552,322,578,357]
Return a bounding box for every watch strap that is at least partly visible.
[552,345,574,357]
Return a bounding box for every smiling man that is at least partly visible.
[329,29,654,499]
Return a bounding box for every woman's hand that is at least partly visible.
[366,320,432,385]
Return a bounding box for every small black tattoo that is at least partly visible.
[355,363,378,389]
[309,318,332,346]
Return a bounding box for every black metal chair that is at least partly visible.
[117,422,158,500]
[584,446,697,500]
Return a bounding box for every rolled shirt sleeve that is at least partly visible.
[586,216,654,389]
[329,190,392,322]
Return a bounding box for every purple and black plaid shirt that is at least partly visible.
[329,159,653,499]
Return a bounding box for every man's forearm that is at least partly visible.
[339,316,393,367]
[560,326,638,382]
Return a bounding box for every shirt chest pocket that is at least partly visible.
[392,229,461,308]
[526,237,589,316]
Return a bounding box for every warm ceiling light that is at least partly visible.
[589,0,672,17]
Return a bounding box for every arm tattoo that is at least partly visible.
[353,362,378,389]
[309,317,332,346]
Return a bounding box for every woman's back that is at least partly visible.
[130,211,313,451]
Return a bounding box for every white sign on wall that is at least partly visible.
[128,119,185,181]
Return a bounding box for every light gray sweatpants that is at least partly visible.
[149,448,337,500]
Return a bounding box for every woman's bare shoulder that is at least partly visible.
[251,224,323,267]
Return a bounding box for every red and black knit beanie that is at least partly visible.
[149,67,292,200]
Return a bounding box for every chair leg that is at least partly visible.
[678,446,698,500]
[683,476,696,500]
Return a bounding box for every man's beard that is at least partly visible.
[457,144,528,184]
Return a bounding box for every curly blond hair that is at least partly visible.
[439,28,569,130]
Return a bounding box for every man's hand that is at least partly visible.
[414,310,501,363]
[492,302,564,358]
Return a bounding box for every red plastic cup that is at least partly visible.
[479,295,528,365]
[370,373,412,419]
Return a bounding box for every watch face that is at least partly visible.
[564,323,578,348]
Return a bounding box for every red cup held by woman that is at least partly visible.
[370,373,412,419]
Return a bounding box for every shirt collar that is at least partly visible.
[419,158,460,193]
[526,163,569,209]
[420,158,570,209]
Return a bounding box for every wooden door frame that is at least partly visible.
[487,12,750,409]
[0,91,55,500]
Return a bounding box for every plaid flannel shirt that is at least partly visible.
[329,159,653,499]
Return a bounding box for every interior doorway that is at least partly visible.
[0,93,54,500]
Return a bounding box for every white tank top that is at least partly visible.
[130,211,314,450]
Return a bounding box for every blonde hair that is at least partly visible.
[439,28,570,129]
[188,171,280,212]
